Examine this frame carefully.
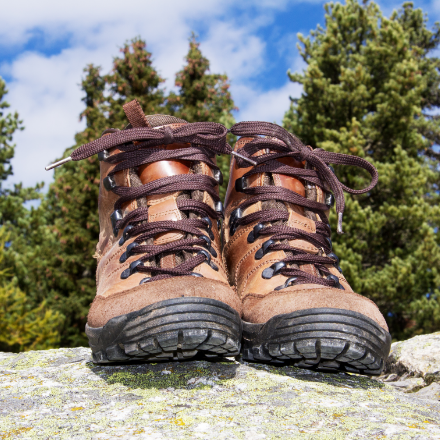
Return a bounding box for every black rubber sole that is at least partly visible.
[86,297,242,364]
[242,308,392,375]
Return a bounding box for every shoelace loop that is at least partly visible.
[230,121,378,234]
[46,122,231,283]
[229,121,379,289]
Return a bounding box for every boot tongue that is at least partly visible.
[122,101,191,189]
[122,100,208,268]
[144,114,187,128]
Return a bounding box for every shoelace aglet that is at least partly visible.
[337,212,344,235]
[231,150,257,166]
[45,156,72,171]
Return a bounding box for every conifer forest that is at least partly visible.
[1,0,440,351]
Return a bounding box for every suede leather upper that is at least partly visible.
[87,102,240,329]
[223,136,389,331]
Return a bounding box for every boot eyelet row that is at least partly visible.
[199,235,217,258]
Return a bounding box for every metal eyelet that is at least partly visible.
[197,249,211,265]
[202,216,214,240]
[210,261,219,271]
[121,259,143,279]
[235,177,247,193]
[103,175,116,191]
[139,277,151,285]
[199,235,217,258]
[213,169,223,185]
[98,150,110,161]
[328,165,335,174]
[327,274,344,290]
[202,216,212,229]
[119,242,139,263]
[119,225,134,246]
[247,223,264,243]
[325,236,332,251]
[229,208,243,236]
[274,276,298,291]
[255,239,275,260]
[215,201,224,214]
[326,252,342,272]
[325,193,335,208]
[200,235,211,247]
[110,210,123,236]
[197,249,219,271]
[190,272,204,277]
[262,262,286,279]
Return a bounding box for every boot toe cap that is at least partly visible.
[242,284,388,331]
[88,276,241,328]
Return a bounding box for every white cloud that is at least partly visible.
[0,0,346,189]
[3,45,118,189]
[202,21,266,80]
[235,80,302,125]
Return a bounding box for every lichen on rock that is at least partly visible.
[1,347,440,439]
[378,332,440,399]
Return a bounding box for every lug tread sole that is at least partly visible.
[86,297,242,364]
[242,308,391,376]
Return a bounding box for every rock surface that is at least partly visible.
[1,347,440,439]
[379,332,440,394]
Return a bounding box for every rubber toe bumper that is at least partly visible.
[242,308,391,375]
[86,297,242,363]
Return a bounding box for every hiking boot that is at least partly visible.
[223,121,391,375]
[47,100,242,363]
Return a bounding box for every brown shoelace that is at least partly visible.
[63,122,231,283]
[228,121,378,290]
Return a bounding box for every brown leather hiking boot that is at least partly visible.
[223,121,391,375]
[46,100,242,363]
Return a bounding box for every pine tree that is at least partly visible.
[42,39,166,346]
[0,77,62,351]
[0,228,62,352]
[167,35,237,199]
[283,0,440,339]
[106,38,165,126]
[4,36,236,347]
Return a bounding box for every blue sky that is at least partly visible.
[1,0,439,190]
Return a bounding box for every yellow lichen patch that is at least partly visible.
[1,348,440,439]
[70,407,84,411]
[0,427,33,439]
